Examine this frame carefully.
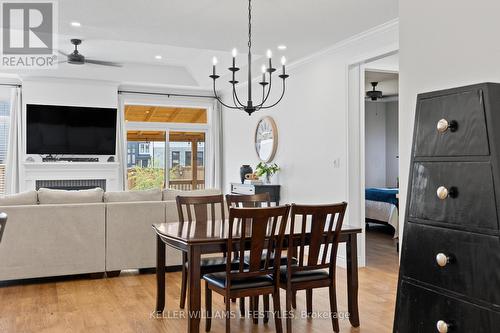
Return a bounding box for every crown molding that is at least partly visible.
[288,18,399,72]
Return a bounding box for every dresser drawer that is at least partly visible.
[409,161,498,231]
[414,89,489,157]
[402,223,500,306]
[231,184,255,195]
[395,280,500,333]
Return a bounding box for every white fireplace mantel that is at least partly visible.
[22,162,120,192]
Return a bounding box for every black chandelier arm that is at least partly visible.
[259,79,287,109]
[255,71,273,108]
[212,80,242,109]
[232,83,246,108]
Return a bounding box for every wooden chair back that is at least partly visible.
[288,202,347,278]
[226,193,271,208]
[226,206,290,286]
[176,194,225,224]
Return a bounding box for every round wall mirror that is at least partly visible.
[255,116,278,162]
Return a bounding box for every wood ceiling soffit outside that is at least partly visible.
[127,131,206,142]
[124,105,207,124]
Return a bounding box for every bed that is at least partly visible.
[365,188,399,238]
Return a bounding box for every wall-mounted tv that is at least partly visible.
[27,104,117,155]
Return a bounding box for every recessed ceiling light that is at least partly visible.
[71,21,81,27]
[277,45,287,50]
[155,55,162,60]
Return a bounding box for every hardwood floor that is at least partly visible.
[0,232,398,333]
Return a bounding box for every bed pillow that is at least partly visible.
[162,188,221,201]
[38,188,104,204]
[104,189,162,202]
[0,190,38,206]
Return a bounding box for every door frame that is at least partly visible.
[346,49,398,267]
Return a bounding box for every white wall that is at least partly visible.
[365,101,386,187]
[385,100,398,187]
[399,1,500,240]
[364,100,399,188]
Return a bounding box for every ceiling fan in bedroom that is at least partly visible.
[58,39,122,67]
[366,81,398,101]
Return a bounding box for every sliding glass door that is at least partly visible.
[124,104,208,190]
[126,131,166,190]
[168,131,205,190]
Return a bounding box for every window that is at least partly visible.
[171,151,180,167]
[125,104,208,191]
[126,131,166,190]
[0,99,10,195]
[139,143,150,155]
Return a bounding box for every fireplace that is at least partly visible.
[35,179,107,191]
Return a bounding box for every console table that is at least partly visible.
[230,183,281,205]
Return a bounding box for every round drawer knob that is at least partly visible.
[437,119,450,133]
[437,186,449,200]
[436,320,450,333]
[436,253,450,267]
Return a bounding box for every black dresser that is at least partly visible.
[394,83,500,332]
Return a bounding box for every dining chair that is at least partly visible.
[281,202,348,333]
[226,193,296,322]
[176,194,237,309]
[204,205,290,333]
[0,212,7,243]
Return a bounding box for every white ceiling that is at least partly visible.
[1,0,399,86]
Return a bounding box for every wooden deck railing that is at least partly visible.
[168,180,205,191]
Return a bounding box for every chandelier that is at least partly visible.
[210,0,289,115]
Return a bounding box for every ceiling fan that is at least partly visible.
[366,81,398,101]
[58,39,122,67]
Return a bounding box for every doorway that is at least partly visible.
[347,51,399,268]
[363,68,399,267]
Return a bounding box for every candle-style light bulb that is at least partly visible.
[266,49,273,58]
[231,49,237,68]
[281,56,287,65]
[261,64,267,83]
[212,57,218,76]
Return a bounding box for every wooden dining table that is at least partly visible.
[153,220,362,333]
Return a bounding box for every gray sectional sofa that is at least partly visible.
[0,187,220,282]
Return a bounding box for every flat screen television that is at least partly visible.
[27,104,117,155]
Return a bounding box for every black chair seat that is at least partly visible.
[203,271,274,290]
[185,257,243,274]
[279,267,329,283]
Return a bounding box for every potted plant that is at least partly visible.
[255,162,280,184]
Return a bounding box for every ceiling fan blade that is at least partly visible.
[85,59,122,67]
[56,60,68,64]
[58,50,68,57]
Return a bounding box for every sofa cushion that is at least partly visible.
[104,189,162,203]
[162,188,221,201]
[0,190,38,206]
[38,188,104,204]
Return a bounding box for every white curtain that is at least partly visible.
[206,100,223,189]
[5,87,22,194]
[116,95,128,190]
